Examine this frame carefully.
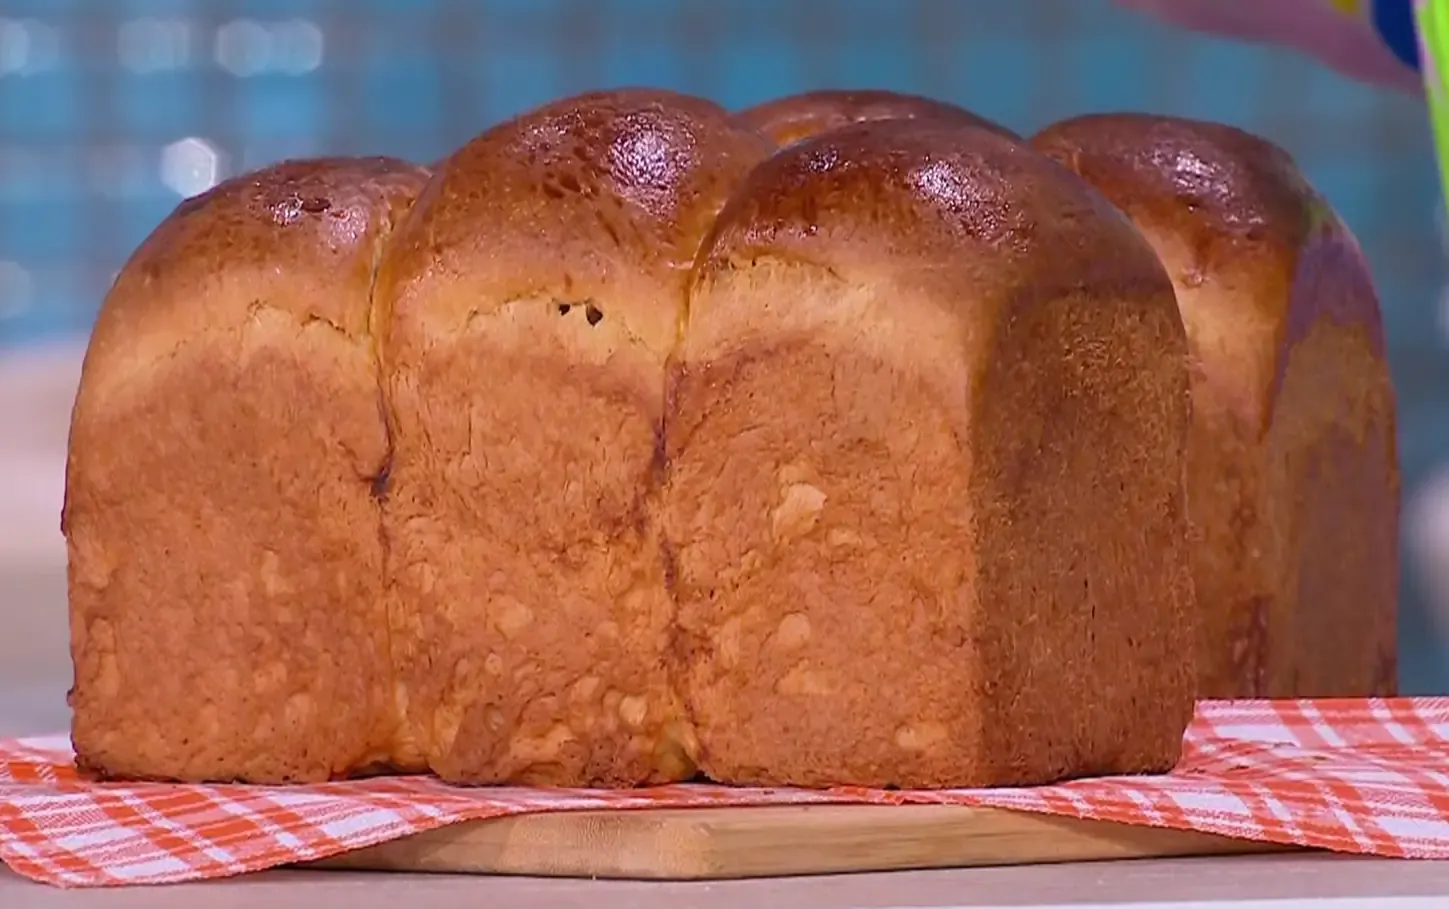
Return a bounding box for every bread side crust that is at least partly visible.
[65,158,428,782]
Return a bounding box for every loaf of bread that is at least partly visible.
[83,87,1410,789]
[65,157,429,782]
[373,89,773,786]
[733,88,1019,146]
[1031,114,1399,699]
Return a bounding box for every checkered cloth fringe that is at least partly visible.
[3,698,1449,888]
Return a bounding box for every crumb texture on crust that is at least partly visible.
[1032,113,1398,699]
[373,89,772,786]
[732,89,1020,147]
[65,157,429,783]
[666,119,1196,789]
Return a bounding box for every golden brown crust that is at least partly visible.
[733,89,1019,147]
[1030,113,1385,379]
[376,89,772,786]
[82,158,426,397]
[65,157,428,783]
[379,88,774,362]
[667,119,1196,788]
[1032,113,1398,699]
[695,119,1154,306]
[1033,115,1312,250]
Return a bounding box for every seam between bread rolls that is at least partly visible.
[363,209,404,771]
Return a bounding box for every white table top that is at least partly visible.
[4,344,1449,908]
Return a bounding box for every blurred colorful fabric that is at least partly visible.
[1118,0,1421,89]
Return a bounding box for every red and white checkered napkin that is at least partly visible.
[4,698,1449,888]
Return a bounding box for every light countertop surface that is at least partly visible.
[7,855,1449,909]
[4,344,1449,908]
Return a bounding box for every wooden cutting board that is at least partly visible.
[313,804,1297,880]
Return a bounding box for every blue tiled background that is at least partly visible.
[2,0,1447,690]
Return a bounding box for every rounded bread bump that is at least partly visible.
[377,87,776,364]
[689,116,1166,337]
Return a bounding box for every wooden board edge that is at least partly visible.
[308,803,1304,880]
